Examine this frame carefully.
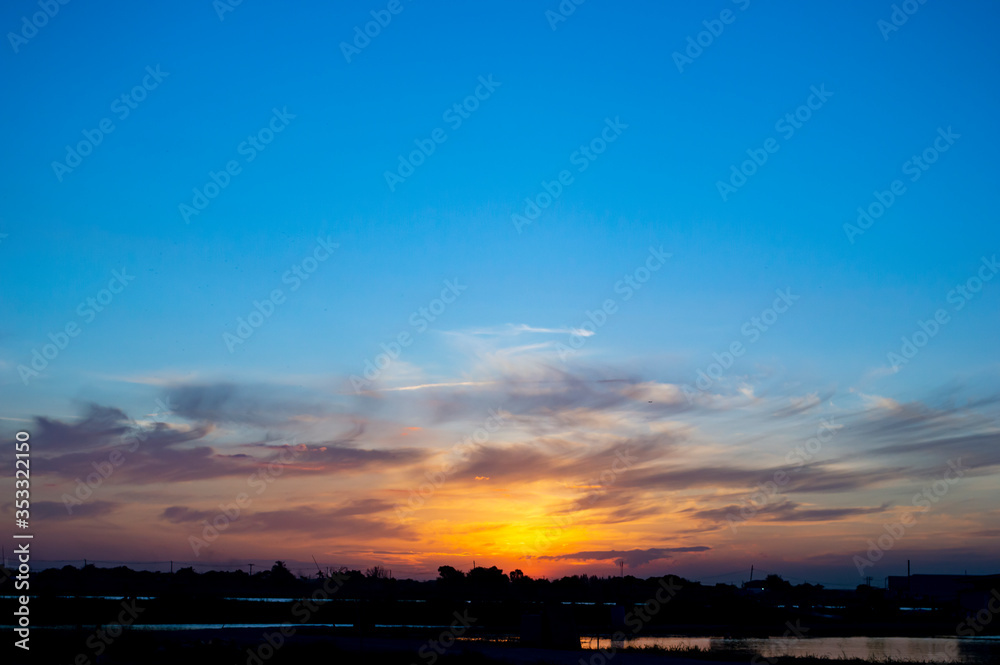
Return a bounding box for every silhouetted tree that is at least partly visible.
[467,565,508,585]
[269,560,296,585]
[365,565,388,579]
[437,565,465,583]
[764,574,793,592]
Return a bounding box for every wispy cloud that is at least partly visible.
[464,323,596,337]
[538,546,710,567]
[379,380,496,392]
[691,499,891,525]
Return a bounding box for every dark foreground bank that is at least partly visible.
[7,627,999,665]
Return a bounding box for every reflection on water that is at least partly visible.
[4,613,998,664]
[581,636,1000,664]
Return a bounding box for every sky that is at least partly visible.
[0,0,998,587]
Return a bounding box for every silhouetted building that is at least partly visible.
[887,574,1000,607]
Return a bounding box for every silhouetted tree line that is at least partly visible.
[2,562,994,636]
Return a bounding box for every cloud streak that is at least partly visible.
[538,547,711,567]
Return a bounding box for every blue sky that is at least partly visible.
[1,0,998,584]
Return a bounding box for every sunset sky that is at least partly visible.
[1,1,998,587]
